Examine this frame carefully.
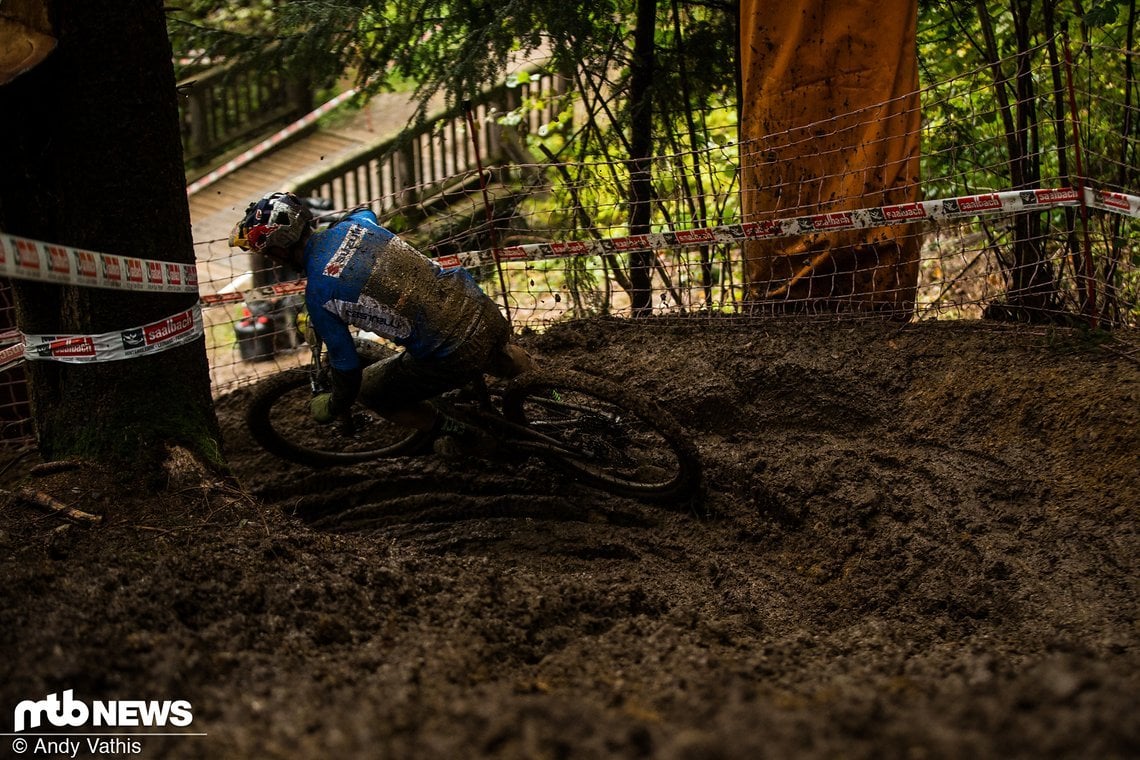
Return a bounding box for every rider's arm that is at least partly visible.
[306,304,363,418]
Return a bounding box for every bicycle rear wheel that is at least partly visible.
[502,369,701,502]
[246,342,428,466]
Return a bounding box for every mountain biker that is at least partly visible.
[229,191,534,456]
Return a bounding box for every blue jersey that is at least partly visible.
[303,209,491,372]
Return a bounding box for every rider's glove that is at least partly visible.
[310,392,335,424]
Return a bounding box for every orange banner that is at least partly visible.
[739,0,922,316]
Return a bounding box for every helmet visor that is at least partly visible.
[229,220,252,250]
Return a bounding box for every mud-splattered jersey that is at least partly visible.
[303,209,490,372]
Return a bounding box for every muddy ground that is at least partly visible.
[1,317,1137,759]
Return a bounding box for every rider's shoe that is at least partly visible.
[431,413,498,458]
[433,430,498,459]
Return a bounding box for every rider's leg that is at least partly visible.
[359,355,496,456]
[469,293,536,379]
[378,402,482,443]
[380,403,494,456]
[489,342,536,378]
[358,352,452,419]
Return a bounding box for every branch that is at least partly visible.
[10,488,102,525]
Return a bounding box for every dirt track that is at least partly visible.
[1,317,1137,759]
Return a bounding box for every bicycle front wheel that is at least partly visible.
[246,340,428,466]
[246,370,428,466]
[502,369,701,502]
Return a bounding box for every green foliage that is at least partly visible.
[169,1,1137,322]
[168,1,363,86]
[917,0,1137,195]
[914,0,1137,322]
[1084,0,1125,27]
[166,0,737,158]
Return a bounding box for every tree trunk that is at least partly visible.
[0,0,224,481]
[628,0,657,317]
[977,0,1061,319]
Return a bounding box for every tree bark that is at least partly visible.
[977,0,1060,318]
[0,0,224,480]
[628,0,657,316]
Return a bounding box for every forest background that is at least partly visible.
[0,0,1136,478]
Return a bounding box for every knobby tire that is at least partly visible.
[502,369,702,502]
[246,341,426,466]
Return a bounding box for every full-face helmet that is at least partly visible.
[229,192,314,252]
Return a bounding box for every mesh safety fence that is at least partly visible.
[0,36,1136,443]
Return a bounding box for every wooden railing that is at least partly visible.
[289,71,568,221]
[178,57,313,168]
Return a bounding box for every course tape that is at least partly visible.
[0,342,23,374]
[0,232,199,294]
[19,305,204,365]
[198,279,306,307]
[1089,187,1140,217]
[196,186,1120,307]
[186,88,359,197]
[437,187,1139,269]
[0,185,1129,373]
[3,185,1137,315]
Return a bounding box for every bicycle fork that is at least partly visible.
[307,339,328,396]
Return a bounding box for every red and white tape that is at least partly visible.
[19,305,204,365]
[439,186,1139,269]
[186,88,359,197]
[1088,187,1140,217]
[190,185,1139,308]
[0,233,198,294]
[0,342,24,373]
[1,185,1136,321]
[197,278,306,307]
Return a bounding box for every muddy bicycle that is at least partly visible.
[246,336,702,503]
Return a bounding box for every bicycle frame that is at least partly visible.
[435,392,582,458]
